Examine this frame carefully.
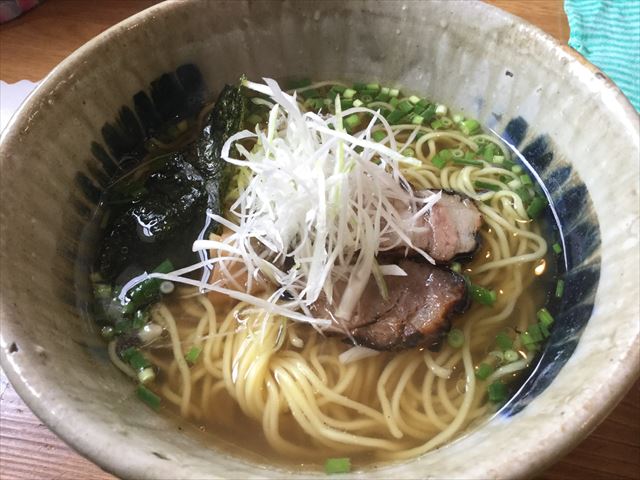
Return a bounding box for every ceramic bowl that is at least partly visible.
[1,1,638,478]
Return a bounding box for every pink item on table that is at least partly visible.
[0,0,43,24]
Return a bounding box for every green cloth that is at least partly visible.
[565,0,640,111]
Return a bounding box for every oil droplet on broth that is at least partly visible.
[534,259,546,276]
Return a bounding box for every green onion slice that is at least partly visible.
[185,346,202,364]
[137,385,161,410]
[447,328,465,348]
[324,457,351,474]
[475,362,493,380]
[487,381,508,403]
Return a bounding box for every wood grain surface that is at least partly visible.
[0,1,638,479]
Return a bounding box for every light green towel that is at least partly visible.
[565,0,640,111]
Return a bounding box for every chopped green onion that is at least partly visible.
[520,331,538,351]
[136,385,161,410]
[451,262,462,273]
[537,308,554,327]
[408,95,421,104]
[528,324,544,343]
[411,114,424,125]
[132,308,149,329]
[185,346,202,364]
[359,94,373,104]
[502,159,517,170]
[343,88,356,99]
[440,149,452,161]
[482,144,496,162]
[515,186,532,202]
[492,155,505,164]
[331,84,346,93]
[540,322,551,338]
[374,92,390,102]
[440,117,453,129]
[431,119,444,129]
[380,87,390,95]
[475,362,494,380]
[474,181,500,192]
[397,100,413,113]
[353,99,364,108]
[138,367,155,384]
[416,98,430,109]
[123,259,174,315]
[452,113,465,124]
[340,99,354,109]
[488,381,508,403]
[389,97,399,108]
[389,88,400,97]
[344,114,360,129]
[435,104,448,116]
[504,349,519,363]
[459,119,480,135]
[507,178,522,190]
[526,196,548,219]
[366,82,380,91]
[470,284,497,305]
[402,147,416,158]
[324,457,351,474]
[447,328,465,348]
[552,242,563,254]
[386,109,406,125]
[520,174,533,186]
[511,165,523,174]
[352,82,366,91]
[127,350,151,372]
[450,148,464,159]
[431,153,448,169]
[496,331,513,351]
[421,104,436,121]
[555,279,565,298]
[372,130,386,142]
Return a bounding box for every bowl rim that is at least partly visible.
[1,1,638,479]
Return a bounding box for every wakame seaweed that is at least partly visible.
[97,81,245,286]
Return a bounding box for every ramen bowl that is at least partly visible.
[1,1,638,478]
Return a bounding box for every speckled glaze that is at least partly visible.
[1,1,638,479]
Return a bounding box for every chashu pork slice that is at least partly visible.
[312,259,469,351]
[382,191,483,263]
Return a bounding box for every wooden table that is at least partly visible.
[0,1,638,479]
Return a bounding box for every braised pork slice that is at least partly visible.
[312,259,469,351]
[383,191,482,263]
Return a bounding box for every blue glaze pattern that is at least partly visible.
[501,118,602,417]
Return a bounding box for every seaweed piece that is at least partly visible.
[97,80,246,284]
[97,156,209,281]
[185,82,245,232]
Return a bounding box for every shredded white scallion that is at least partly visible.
[158,78,441,329]
[338,346,380,364]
